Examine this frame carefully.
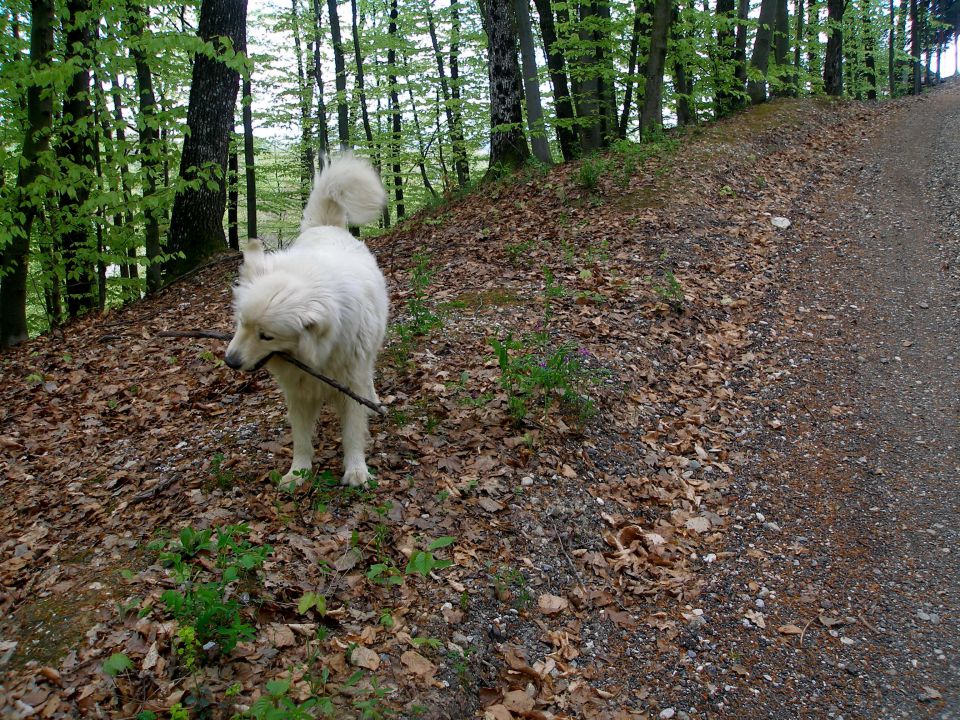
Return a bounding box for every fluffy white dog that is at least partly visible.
[225,154,388,487]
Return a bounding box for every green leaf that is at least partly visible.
[103,652,134,677]
[427,536,455,551]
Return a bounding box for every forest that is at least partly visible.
[0,0,958,348]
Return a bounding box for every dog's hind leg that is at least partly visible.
[283,393,322,486]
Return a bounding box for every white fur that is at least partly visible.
[225,154,388,487]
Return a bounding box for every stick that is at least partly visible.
[157,330,387,415]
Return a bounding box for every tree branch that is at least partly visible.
[157,329,387,415]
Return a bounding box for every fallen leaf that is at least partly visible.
[502,689,535,713]
[537,593,569,615]
[401,650,436,679]
[777,624,803,635]
[349,646,380,671]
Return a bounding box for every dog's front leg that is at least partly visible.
[337,396,371,487]
[283,394,321,486]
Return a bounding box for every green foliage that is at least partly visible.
[405,536,455,577]
[649,266,685,312]
[489,332,598,424]
[103,652,134,677]
[151,524,272,658]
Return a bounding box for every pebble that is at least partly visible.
[520,476,534,487]
[659,709,676,719]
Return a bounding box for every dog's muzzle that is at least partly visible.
[224,352,274,371]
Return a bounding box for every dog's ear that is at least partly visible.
[239,239,267,281]
[300,298,338,337]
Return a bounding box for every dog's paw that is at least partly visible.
[341,466,370,487]
[280,468,310,490]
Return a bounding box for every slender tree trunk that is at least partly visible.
[426,3,470,185]
[404,61,438,198]
[2,0,55,345]
[532,0,577,160]
[862,1,877,99]
[448,0,471,182]
[640,0,673,134]
[312,0,330,162]
[888,0,896,95]
[672,3,695,125]
[291,0,315,199]
[620,0,645,134]
[514,0,551,163]
[734,0,750,88]
[794,0,805,93]
[772,0,790,94]
[714,0,740,115]
[241,76,257,238]
[807,0,823,91]
[128,3,163,294]
[387,0,404,215]
[747,0,778,103]
[59,0,97,318]
[228,148,239,250]
[166,0,247,280]
[484,0,530,176]
[327,0,350,149]
[108,74,139,298]
[823,0,845,95]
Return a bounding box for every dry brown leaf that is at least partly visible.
[537,593,569,615]
[349,646,380,671]
[401,650,437,679]
[502,689,535,713]
[777,624,803,635]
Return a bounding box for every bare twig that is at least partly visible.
[130,474,179,505]
[799,616,816,646]
[157,330,387,415]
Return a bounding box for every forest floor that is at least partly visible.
[1,80,958,720]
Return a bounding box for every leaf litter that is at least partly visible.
[0,95,904,718]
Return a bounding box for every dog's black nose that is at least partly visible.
[224,354,243,370]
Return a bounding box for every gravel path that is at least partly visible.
[693,81,960,719]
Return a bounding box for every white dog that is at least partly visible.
[225,154,388,487]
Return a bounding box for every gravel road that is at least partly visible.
[691,81,960,719]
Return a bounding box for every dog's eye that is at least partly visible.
[259,332,275,342]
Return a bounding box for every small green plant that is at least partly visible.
[25,372,43,386]
[504,238,535,265]
[410,636,442,652]
[152,525,272,660]
[405,537,455,577]
[103,652,134,677]
[394,251,442,355]
[209,452,235,490]
[577,155,606,191]
[650,269,684,311]
[488,334,597,423]
[241,677,331,719]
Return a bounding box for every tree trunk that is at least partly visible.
[747,0,778,103]
[228,148,239,250]
[448,0,471,182]
[387,0,404,215]
[59,0,97,318]
[734,0,750,88]
[291,0,315,199]
[887,0,895,95]
[531,0,577,160]
[312,0,331,163]
[862,1,877,99]
[640,0,673,134]
[327,0,350,149]
[514,0,551,163]
[127,3,163,294]
[620,0,645,134]
[772,0,790,94]
[242,76,257,238]
[484,0,530,176]
[166,0,247,280]
[823,0,845,95]
[794,0,805,94]
[807,0,823,92]
[574,0,616,151]
[108,74,139,299]
[714,0,740,115]
[0,0,54,347]
[426,2,471,185]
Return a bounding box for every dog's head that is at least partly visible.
[224,240,336,371]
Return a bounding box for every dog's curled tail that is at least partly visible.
[300,153,387,232]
